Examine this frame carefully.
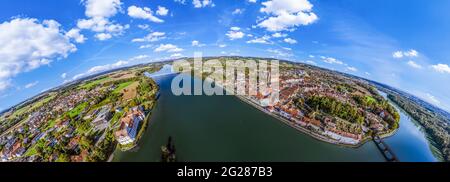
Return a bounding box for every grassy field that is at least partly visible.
[90,98,111,113]
[23,144,38,157]
[68,102,88,118]
[121,81,139,101]
[11,94,56,118]
[110,111,123,127]
[11,106,29,119]
[112,81,135,94]
[79,77,112,90]
[42,119,57,131]
[110,72,136,81]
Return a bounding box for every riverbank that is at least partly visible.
[107,152,115,162]
[195,74,376,148]
[186,72,399,148]
[106,76,159,161]
[118,105,155,150]
[106,104,155,161]
[385,94,445,161]
[235,95,398,148]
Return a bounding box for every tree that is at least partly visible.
[79,136,92,150]
[92,148,106,161]
[56,153,70,162]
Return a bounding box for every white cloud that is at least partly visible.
[77,18,129,38]
[176,0,215,8]
[25,81,39,89]
[248,0,257,3]
[66,28,87,43]
[260,0,313,16]
[193,0,202,8]
[230,26,241,31]
[392,51,403,58]
[283,37,297,44]
[191,40,205,47]
[77,0,129,40]
[0,80,11,91]
[73,60,129,80]
[139,44,153,49]
[61,73,67,79]
[156,6,169,16]
[431,63,450,74]
[0,18,77,91]
[84,0,122,18]
[392,49,419,58]
[72,54,150,81]
[320,56,344,65]
[95,32,112,40]
[170,53,183,58]
[257,0,318,32]
[174,0,187,4]
[132,31,166,42]
[232,8,245,15]
[88,60,128,73]
[154,44,184,53]
[272,32,287,38]
[426,93,440,105]
[137,24,149,30]
[306,60,316,65]
[346,66,358,72]
[193,0,215,8]
[128,5,164,23]
[218,44,227,48]
[407,60,422,69]
[308,55,315,58]
[404,49,418,57]
[246,35,272,44]
[267,48,292,57]
[226,27,245,40]
[129,55,150,61]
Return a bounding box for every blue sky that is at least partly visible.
[1,0,450,112]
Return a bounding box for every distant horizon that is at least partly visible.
[2,55,449,115]
[1,0,450,114]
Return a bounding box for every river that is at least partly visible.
[112,65,440,162]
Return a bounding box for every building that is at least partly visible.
[115,106,145,145]
[70,150,88,162]
[67,136,80,151]
[91,105,112,131]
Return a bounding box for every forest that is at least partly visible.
[388,94,450,161]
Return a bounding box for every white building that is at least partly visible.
[115,106,145,145]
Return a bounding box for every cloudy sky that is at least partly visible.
[1,0,450,112]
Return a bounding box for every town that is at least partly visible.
[0,64,161,162]
[196,58,400,146]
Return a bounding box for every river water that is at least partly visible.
[112,65,440,162]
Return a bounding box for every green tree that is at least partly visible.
[56,153,70,162]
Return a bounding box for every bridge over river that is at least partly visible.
[372,134,399,162]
